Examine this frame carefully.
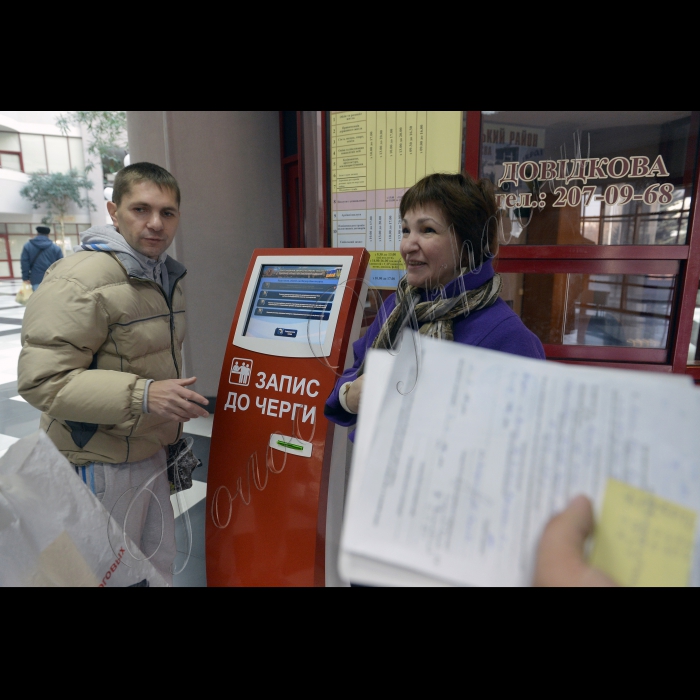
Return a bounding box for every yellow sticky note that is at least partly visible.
[590,479,697,587]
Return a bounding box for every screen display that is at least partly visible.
[243,264,343,345]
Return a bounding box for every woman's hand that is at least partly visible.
[345,375,365,414]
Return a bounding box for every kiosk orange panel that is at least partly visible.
[206,248,369,586]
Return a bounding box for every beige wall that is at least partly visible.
[126,111,284,397]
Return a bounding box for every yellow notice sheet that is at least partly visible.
[369,251,404,269]
[590,479,697,587]
[331,110,463,288]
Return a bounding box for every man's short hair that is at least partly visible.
[112,162,181,208]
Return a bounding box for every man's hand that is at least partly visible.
[147,377,209,422]
[534,494,617,587]
[346,374,365,414]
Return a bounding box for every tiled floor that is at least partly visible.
[0,279,210,587]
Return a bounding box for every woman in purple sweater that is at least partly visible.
[324,172,544,437]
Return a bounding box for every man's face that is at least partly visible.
[107,181,180,259]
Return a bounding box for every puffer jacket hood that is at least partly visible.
[78,225,169,289]
[28,235,56,249]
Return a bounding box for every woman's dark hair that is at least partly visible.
[399,172,498,266]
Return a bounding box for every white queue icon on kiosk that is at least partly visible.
[229,357,253,386]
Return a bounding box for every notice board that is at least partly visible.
[331,111,464,289]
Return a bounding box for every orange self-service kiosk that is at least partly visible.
[206,248,370,586]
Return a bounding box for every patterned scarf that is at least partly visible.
[364,272,502,367]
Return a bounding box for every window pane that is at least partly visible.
[481,111,696,246]
[9,235,31,259]
[45,136,71,173]
[500,271,675,348]
[68,138,84,171]
[688,288,700,364]
[19,134,47,173]
[0,262,11,277]
[6,224,31,234]
[0,240,7,261]
[0,153,21,171]
[0,132,21,151]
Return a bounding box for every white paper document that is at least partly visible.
[340,332,700,586]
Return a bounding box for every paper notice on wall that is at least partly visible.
[331,111,463,289]
[340,331,700,587]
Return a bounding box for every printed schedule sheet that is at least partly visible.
[331,111,463,288]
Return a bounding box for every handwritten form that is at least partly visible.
[340,332,700,586]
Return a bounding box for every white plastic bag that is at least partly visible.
[0,432,167,587]
[15,281,33,305]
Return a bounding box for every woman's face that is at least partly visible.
[400,204,462,289]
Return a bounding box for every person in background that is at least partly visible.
[18,162,209,585]
[534,495,616,587]
[21,225,63,291]
[324,172,545,436]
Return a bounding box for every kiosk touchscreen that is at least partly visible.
[206,249,369,586]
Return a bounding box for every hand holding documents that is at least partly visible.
[340,331,700,586]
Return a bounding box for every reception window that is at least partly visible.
[475,111,700,373]
[481,111,696,248]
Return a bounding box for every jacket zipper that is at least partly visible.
[129,270,186,379]
[165,275,186,441]
[131,271,187,443]
[167,291,179,378]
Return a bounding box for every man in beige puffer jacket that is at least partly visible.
[18,162,209,584]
